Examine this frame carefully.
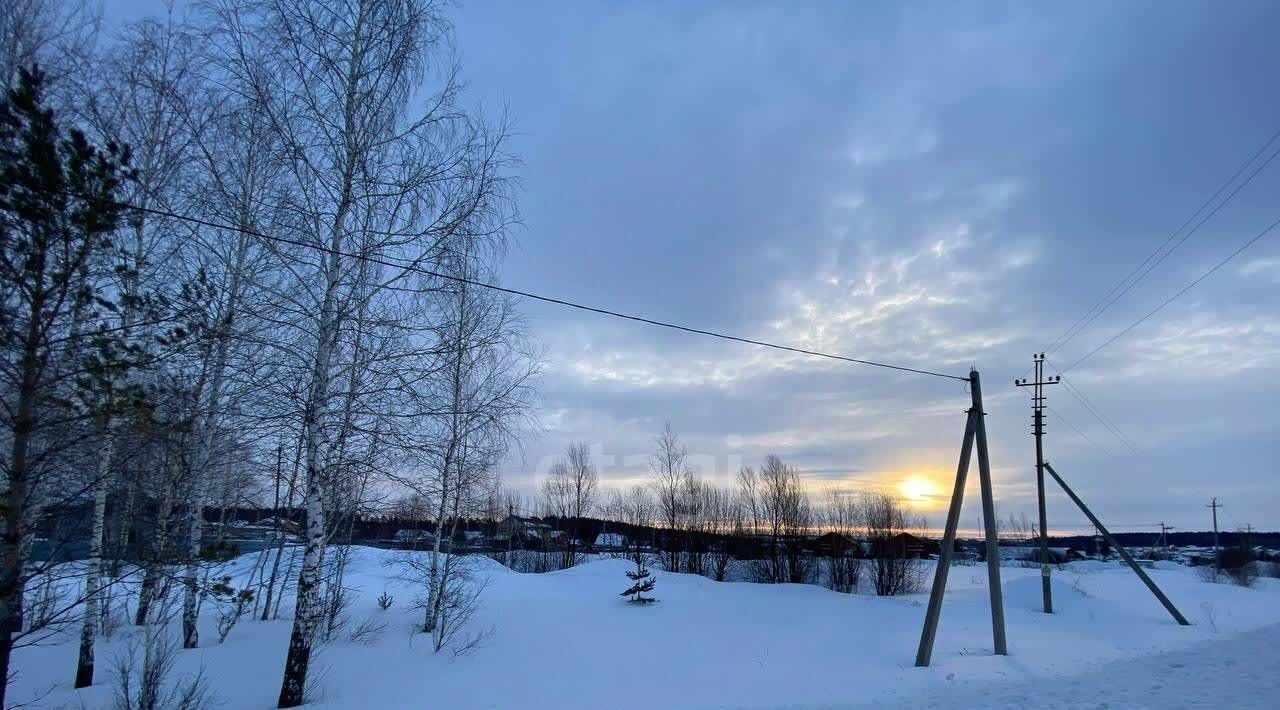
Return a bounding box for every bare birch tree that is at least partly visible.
[605,486,654,568]
[201,2,520,701]
[68,14,216,689]
[821,488,862,593]
[0,0,100,100]
[650,422,690,572]
[704,485,740,582]
[740,456,813,584]
[417,246,535,639]
[541,443,598,570]
[861,491,924,596]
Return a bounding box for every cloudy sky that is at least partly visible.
[117,1,1280,533]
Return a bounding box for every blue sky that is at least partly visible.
[113,1,1280,532]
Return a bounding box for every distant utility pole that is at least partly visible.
[1015,353,1059,614]
[1158,522,1174,552]
[1207,497,1222,569]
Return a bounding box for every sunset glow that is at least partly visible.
[898,478,937,505]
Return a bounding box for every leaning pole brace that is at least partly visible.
[1042,462,1190,626]
[916,369,1008,667]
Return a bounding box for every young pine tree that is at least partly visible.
[620,563,657,604]
[0,65,134,705]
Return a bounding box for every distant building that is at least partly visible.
[595,532,627,549]
[226,517,301,541]
[393,529,436,545]
[891,533,941,559]
[987,545,1083,564]
[812,532,857,556]
[496,515,554,545]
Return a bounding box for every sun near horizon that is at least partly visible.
[898,477,940,508]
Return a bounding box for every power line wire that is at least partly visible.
[1058,378,1138,453]
[1017,132,1280,474]
[1044,128,1280,359]
[1042,359,1140,454]
[1061,213,1280,374]
[1046,405,1116,459]
[106,199,970,382]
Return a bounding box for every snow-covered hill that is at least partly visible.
[12,548,1279,708]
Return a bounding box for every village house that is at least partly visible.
[496,515,555,546]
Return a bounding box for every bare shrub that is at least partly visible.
[377,591,394,610]
[396,552,493,653]
[504,549,555,574]
[739,456,814,584]
[22,572,63,634]
[318,575,355,643]
[821,488,862,594]
[1227,561,1259,588]
[1197,564,1220,584]
[1219,540,1261,587]
[113,634,212,710]
[346,617,387,647]
[705,486,741,582]
[431,563,492,655]
[101,602,125,640]
[861,491,925,596]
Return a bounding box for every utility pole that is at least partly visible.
[916,369,1007,667]
[1158,522,1173,553]
[1015,353,1059,614]
[1207,497,1222,571]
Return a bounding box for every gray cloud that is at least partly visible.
[110,0,1280,530]
[448,1,1280,531]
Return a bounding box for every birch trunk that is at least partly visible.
[425,271,468,634]
[262,436,300,621]
[182,227,249,649]
[277,157,351,709]
[74,439,113,687]
[135,466,177,628]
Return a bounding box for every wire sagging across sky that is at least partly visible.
[105,199,971,383]
[1061,214,1280,375]
[1044,126,1280,360]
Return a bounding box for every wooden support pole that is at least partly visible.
[915,410,977,667]
[972,370,1008,655]
[915,369,1007,666]
[1043,462,1190,626]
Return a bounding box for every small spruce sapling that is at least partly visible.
[377,591,394,610]
[620,564,657,604]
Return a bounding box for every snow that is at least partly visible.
[11,547,1280,709]
[897,621,1280,709]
